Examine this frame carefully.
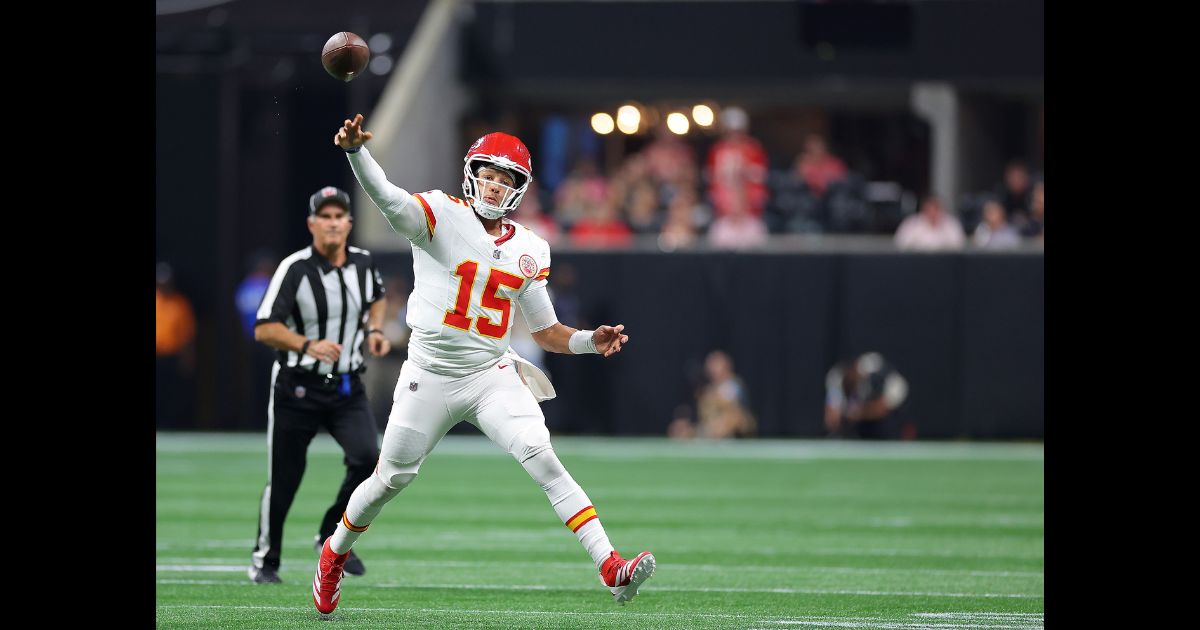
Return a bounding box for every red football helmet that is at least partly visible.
[462,132,533,220]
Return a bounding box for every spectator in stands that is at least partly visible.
[707,183,768,250]
[671,350,756,439]
[824,352,908,440]
[156,262,196,428]
[972,198,1022,250]
[624,179,664,235]
[997,160,1033,226]
[894,195,965,251]
[642,124,696,192]
[658,186,705,251]
[794,133,848,199]
[553,157,608,228]
[605,154,648,219]
[569,197,633,248]
[706,106,769,219]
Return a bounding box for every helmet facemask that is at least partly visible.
[462,160,530,220]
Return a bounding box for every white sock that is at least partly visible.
[329,471,409,554]
[541,471,615,568]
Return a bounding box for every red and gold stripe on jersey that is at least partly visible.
[414,193,437,240]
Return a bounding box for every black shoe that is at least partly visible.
[343,550,366,576]
[316,536,366,576]
[247,565,282,584]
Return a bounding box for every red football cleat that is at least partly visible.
[598,550,656,605]
[312,538,350,615]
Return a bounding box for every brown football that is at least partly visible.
[321,32,370,82]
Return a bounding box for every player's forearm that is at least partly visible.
[531,322,576,354]
[254,322,308,353]
[346,148,422,237]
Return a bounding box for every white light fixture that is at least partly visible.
[692,104,714,127]
[616,105,641,135]
[591,113,615,135]
[666,112,690,135]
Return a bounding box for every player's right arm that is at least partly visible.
[335,113,431,243]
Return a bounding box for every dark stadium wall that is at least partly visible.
[373,251,1045,440]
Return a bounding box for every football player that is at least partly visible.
[312,114,655,615]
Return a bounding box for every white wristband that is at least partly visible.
[568,330,599,354]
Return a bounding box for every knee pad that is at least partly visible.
[378,426,430,489]
[375,470,416,492]
[521,445,568,488]
[510,423,553,464]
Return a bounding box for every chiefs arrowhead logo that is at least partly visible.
[519,254,538,278]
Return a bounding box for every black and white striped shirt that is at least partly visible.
[255,245,385,375]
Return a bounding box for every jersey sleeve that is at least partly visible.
[346,147,431,243]
[516,237,556,332]
[516,282,558,333]
[524,236,552,292]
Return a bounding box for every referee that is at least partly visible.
[247,186,390,584]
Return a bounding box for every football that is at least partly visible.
[321,32,370,82]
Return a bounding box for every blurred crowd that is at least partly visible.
[158,110,1042,430]
[508,108,1043,252]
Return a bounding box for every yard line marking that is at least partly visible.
[753,619,1036,624]
[155,565,246,572]
[154,605,1043,627]
[914,613,1044,619]
[154,540,1045,563]
[157,433,1044,461]
[157,578,1041,599]
[154,560,1042,578]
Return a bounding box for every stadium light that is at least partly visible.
[616,105,641,135]
[666,112,690,135]
[692,104,714,127]
[591,113,615,135]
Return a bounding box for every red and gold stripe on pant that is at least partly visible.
[565,505,598,532]
[342,512,369,533]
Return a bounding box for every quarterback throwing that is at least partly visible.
[312,114,655,615]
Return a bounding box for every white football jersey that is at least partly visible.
[348,149,556,377]
[402,190,552,376]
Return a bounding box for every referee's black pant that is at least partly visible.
[251,363,380,571]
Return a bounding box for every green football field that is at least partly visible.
[156,433,1044,629]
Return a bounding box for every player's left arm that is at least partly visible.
[515,276,628,357]
[530,320,628,358]
[518,285,627,358]
[514,239,627,358]
[514,279,570,355]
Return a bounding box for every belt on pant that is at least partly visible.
[283,368,362,389]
